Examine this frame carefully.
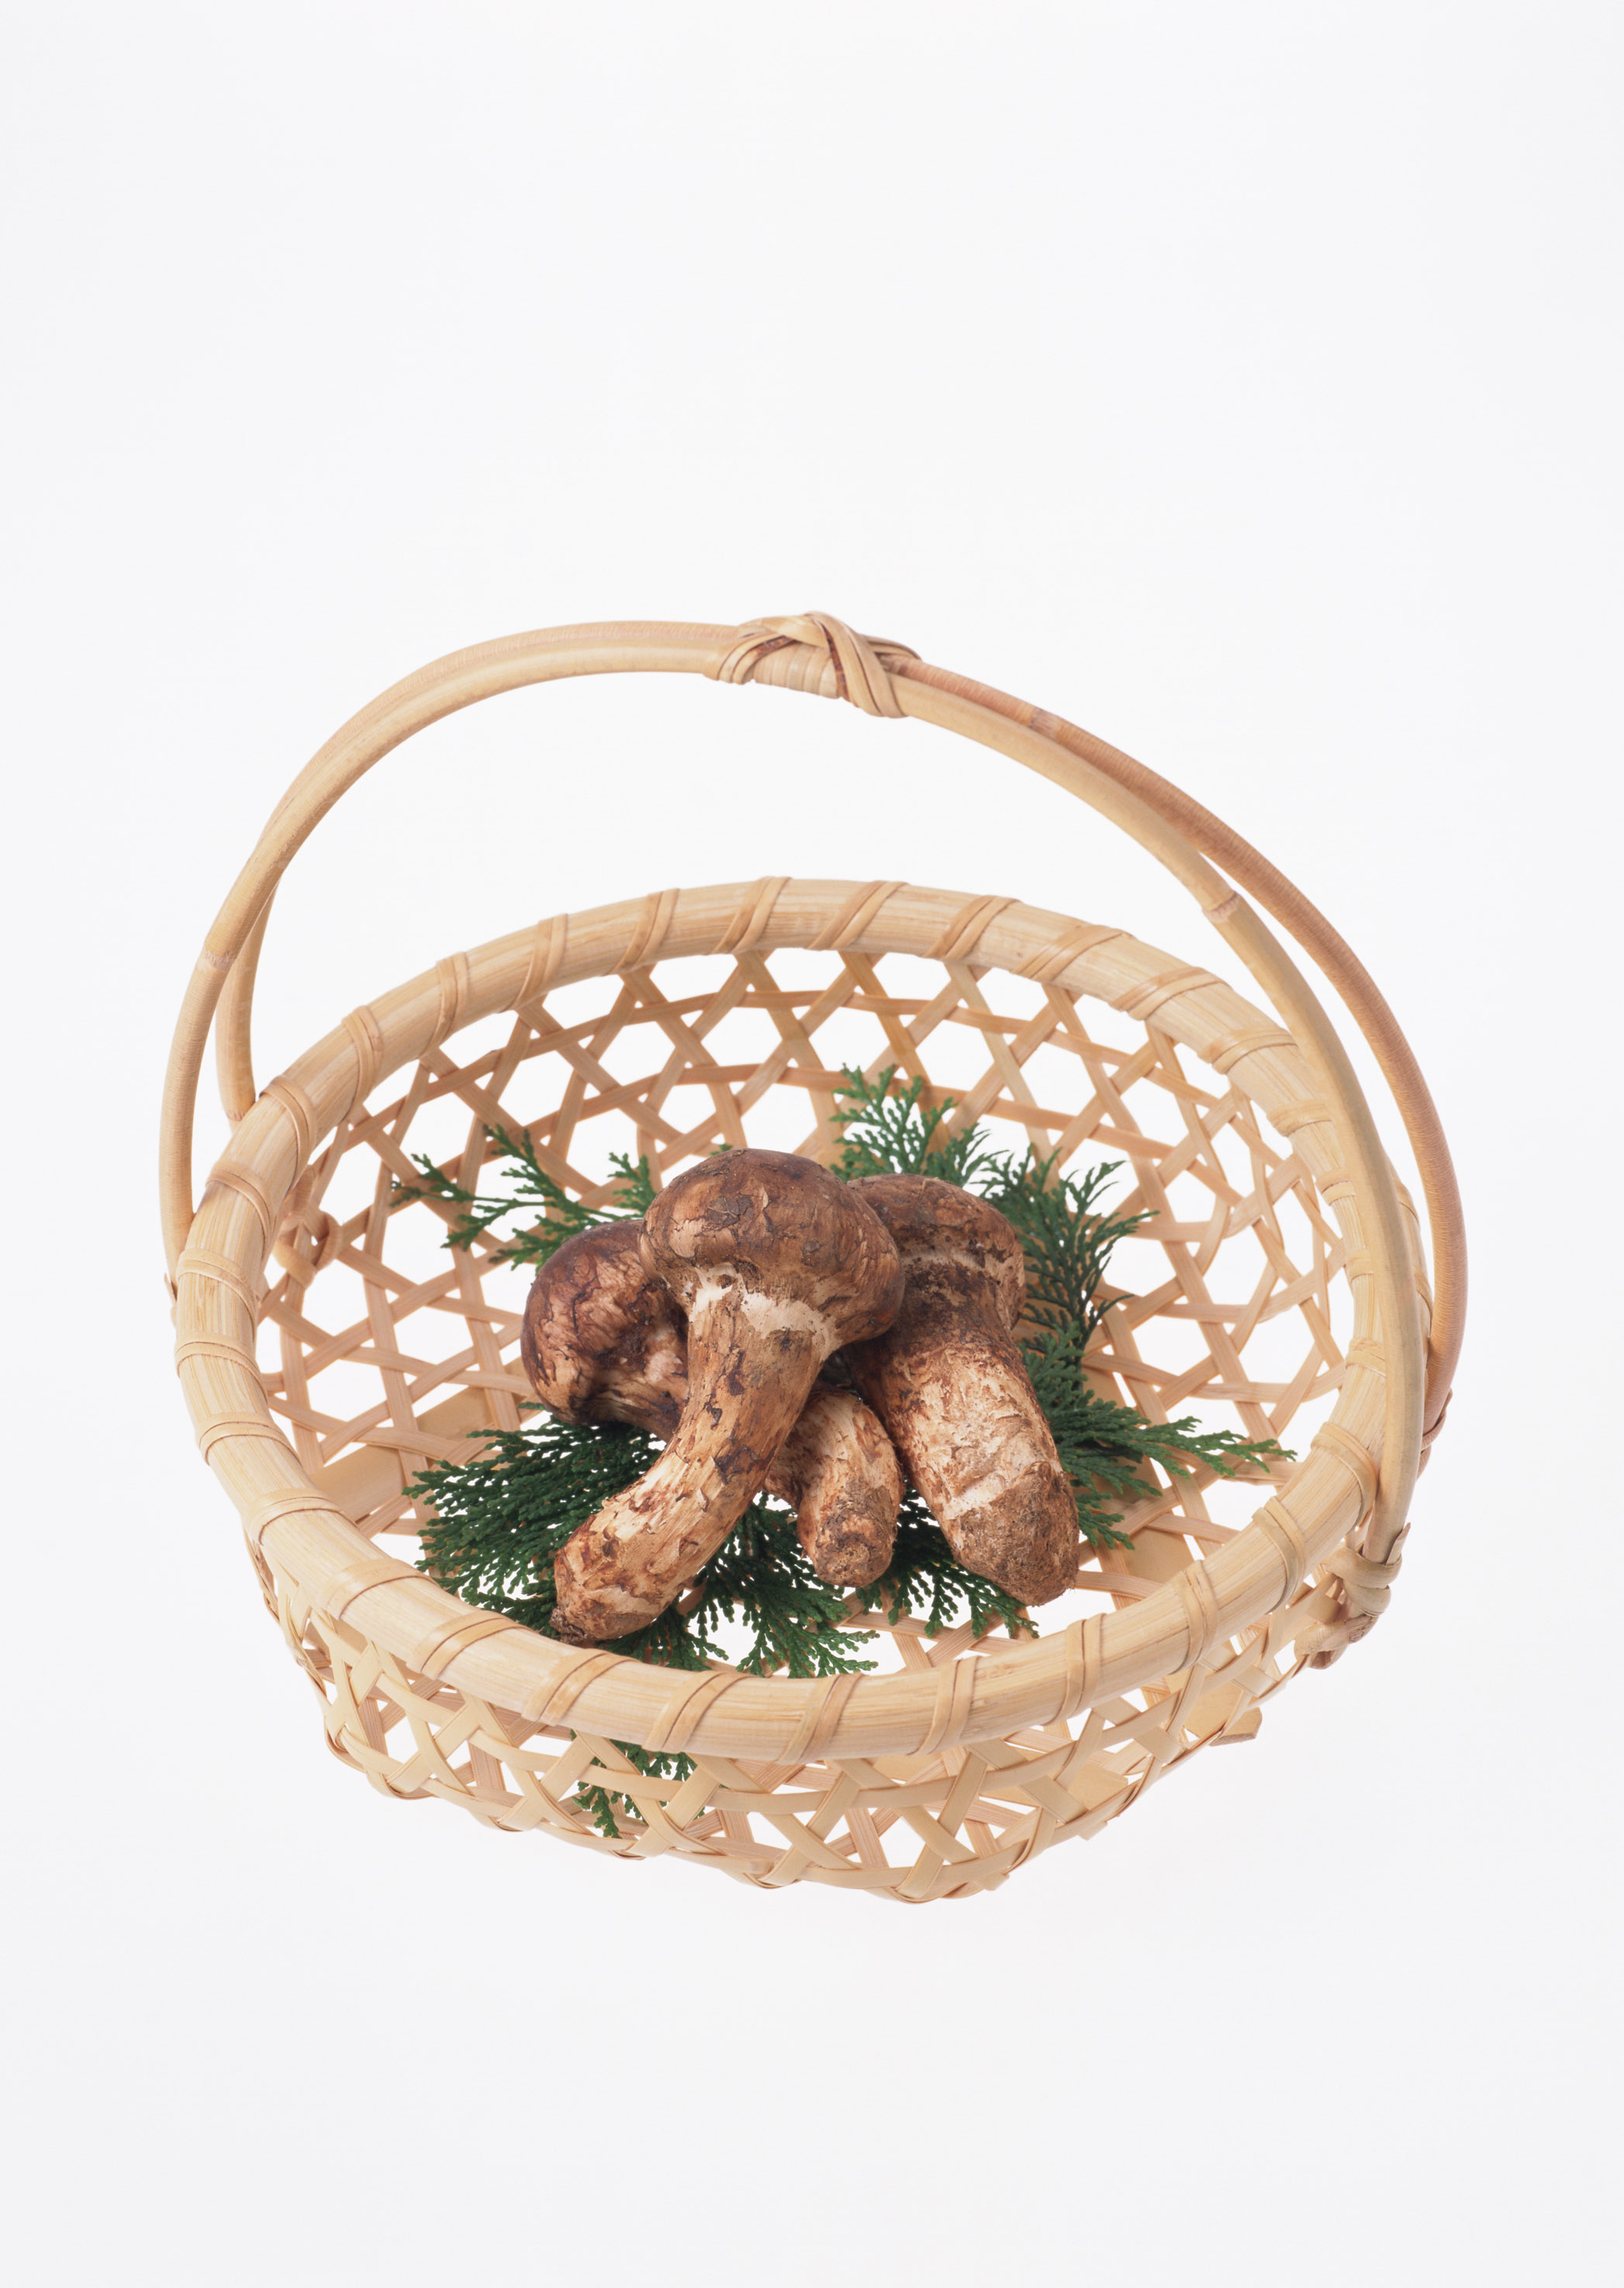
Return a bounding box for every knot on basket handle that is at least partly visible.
[273,1198,340,1289]
[709,613,919,717]
[1304,1522,1411,1668]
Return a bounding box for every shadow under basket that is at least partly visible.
[162,613,1464,1903]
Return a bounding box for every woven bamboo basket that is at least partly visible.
[162,613,1464,1903]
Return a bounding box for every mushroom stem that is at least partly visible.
[552,1291,825,1642]
[772,1384,904,1588]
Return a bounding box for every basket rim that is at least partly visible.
[162,616,1458,1464]
[174,872,1408,1764]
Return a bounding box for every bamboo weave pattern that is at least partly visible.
[175,875,1425,1899]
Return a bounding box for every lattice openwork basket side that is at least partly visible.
[163,615,1464,1903]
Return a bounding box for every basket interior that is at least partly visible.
[240,897,1365,1896]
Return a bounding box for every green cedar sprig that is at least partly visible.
[394,1125,654,1266]
[409,1413,655,1640]
[1025,1322,1283,1550]
[980,1149,1152,1352]
[830,1066,1005,1190]
[413,1420,879,1839]
[412,1415,876,1682]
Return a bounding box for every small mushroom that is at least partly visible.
[841,1173,1080,1608]
[520,1221,903,1586]
[551,1149,904,1643]
[769,1382,904,1588]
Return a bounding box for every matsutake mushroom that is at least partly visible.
[841,1173,1080,1608]
[520,1219,904,1586]
[770,1381,904,1589]
[550,1150,905,1643]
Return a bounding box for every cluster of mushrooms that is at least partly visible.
[522,1148,1081,1645]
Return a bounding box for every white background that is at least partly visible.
[5,5,1620,2283]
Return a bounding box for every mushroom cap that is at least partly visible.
[847,1173,1026,1329]
[520,1219,686,1430]
[641,1148,904,1349]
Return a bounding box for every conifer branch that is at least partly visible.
[830,1065,1004,1189]
[393,1126,653,1266]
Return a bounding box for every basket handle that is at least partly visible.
[161,614,1462,1543]
[897,649,1466,1458]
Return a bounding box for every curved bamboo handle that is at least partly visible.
[898,655,1466,1453]
[161,615,1461,1542]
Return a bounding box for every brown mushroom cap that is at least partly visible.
[846,1177,1028,1325]
[520,1222,686,1440]
[639,1148,904,1343]
[521,1214,903,1589]
[551,1150,904,1642]
[842,1173,1080,1609]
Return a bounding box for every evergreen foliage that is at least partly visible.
[396,1126,654,1266]
[397,1067,1289,1831]
[980,1150,1152,1352]
[830,1065,1004,1190]
[414,1418,878,1837]
[419,1419,880,1684]
[1025,1324,1282,1550]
